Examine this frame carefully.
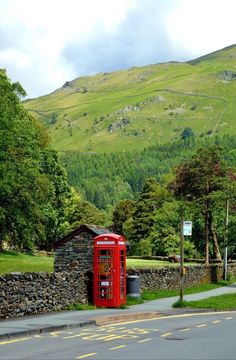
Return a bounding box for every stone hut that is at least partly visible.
[53,224,112,273]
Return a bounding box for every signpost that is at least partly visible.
[179,220,192,302]
[224,200,229,281]
[183,221,192,236]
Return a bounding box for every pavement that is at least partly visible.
[1,282,236,340]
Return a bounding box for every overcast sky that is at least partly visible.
[0,0,235,98]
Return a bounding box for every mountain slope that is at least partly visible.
[24,45,236,153]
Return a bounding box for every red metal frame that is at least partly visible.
[93,233,126,308]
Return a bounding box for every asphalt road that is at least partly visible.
[1,311,236,360]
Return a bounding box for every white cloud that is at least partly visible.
[166,0,236,57]
[0,0,136,97]
[0,48,31,70]
[0,0,236,98]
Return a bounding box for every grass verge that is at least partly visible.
[173,293,236,310]
[126,280,236,306]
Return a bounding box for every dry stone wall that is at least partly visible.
[0,271,88,319]
[0,264,236,319]
[127,264,236,291]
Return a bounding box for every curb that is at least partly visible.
[0,320,96,341]
[93,311,161,325]
[0,312,161,340]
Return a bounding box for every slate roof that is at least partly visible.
[53,224,112,248]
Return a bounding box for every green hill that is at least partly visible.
[24,44,236,153]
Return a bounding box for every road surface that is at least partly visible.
[1,310,236,359]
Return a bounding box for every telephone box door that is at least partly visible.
[94,247,115,307]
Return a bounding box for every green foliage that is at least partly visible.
[148,200,180,256]
[172,300,189,308]
[0,69,89,251]
[181,127,195,140]
[129,178,171,250]
[112,199,136,234]
[137,239,153,256]
[169,145,232,261]
[59,135,236,210]
[59,187,106,235]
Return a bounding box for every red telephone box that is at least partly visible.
[93,233,126,308]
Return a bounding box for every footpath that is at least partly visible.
[1,283,236,340]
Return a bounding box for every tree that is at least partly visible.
[112,199,135,234]
[169,145,228,264]
[0,69,71,251]
[58,188,106,236]
[129,178,172,254]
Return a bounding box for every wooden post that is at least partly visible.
[179,215,184,302]
[224,200,229,280]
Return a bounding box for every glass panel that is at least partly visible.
[120,250,125,297]
[97,249,114,300]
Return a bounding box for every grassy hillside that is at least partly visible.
[24,45,236,153]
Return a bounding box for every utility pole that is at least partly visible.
[179,216,184,302]
[224,200,229,281]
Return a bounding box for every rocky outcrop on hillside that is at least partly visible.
[107,117,130,133]
[219,70,236,81]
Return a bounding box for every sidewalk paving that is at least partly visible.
[1,283,236,340]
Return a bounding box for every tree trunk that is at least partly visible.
[205,208,209,265]
[209,212,222,261]
[211,224,222,261]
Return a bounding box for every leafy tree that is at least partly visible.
[129,178,172,254]
[148,200,180,256]
[59,188,106,236]
[169,145,229,264]
[112,199,135,234]
[0,69,71,251]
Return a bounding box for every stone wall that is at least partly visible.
[54,230,94,272]
[127,264,236,291]
[0,271,89,319]
[1,264,236,319]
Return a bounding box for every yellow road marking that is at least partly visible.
[106,327,126,332]
[196,324,207,328]
[94,334,119,341]
[211,320,221,324]
[161,332,172,337]
[51,330,74,337]
[102,335,129,341]
[138,338,152,343]
[64,333,91,339]
[110,345,127,350]
[179,328,191,332]
[0,337,31,346]
[76,353,97,359]
[225,317,233,320]
[120,328,149,334]
[82,334,103,340]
